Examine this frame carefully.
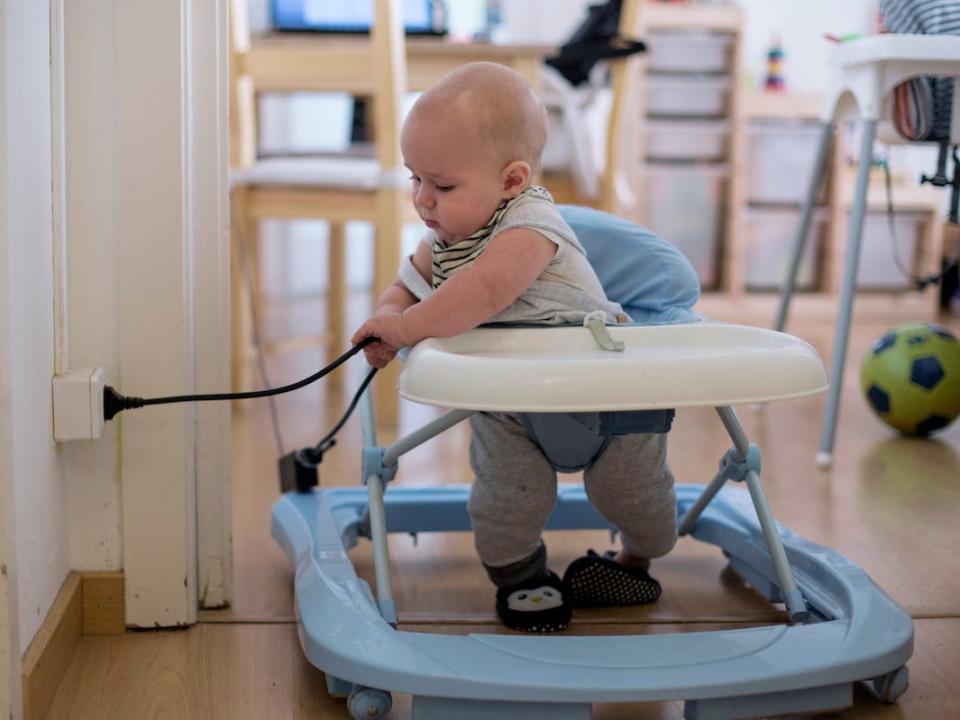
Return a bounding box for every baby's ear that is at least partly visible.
[501,160,531,196]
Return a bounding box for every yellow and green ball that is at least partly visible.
[861,322,960,436]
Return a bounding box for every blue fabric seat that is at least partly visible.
[558,205,700,325]
[522,207,699,468]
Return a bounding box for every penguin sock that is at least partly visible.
[495,570,571,633]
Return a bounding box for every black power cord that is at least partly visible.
[278,365,378,494]
[103,337,380,495]
[883,154,960,292]
[102,336,376,421]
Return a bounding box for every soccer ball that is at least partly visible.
[861,323,960,436]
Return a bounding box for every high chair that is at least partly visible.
[229,0,408,426]
[774,34,960,467]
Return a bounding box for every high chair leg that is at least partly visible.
[775,121,834,332]
[818,119,879,467]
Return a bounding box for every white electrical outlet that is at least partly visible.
[52,367,106,441]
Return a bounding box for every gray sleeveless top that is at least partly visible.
[402,187,630,326]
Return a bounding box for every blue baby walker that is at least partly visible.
[271,207,913,719]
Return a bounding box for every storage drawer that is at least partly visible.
[646,32,734,73]
[855,211,924,290]
[647,75,731,118]
[642,163,727,289]
[745,208,825,291]
[646,120,729,161]
[748,120,828,204]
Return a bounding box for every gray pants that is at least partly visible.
[468,412,677,587]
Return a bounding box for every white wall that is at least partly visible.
[0,0,24,712]
[63,0,124,574]
[3,0,72,662]
[736,0,877,92]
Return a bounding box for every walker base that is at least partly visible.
[272,483,913,718]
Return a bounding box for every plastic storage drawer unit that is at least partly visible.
[855,211,924,290]
[745,208,826,291]
[646,32,734,73]
[642,163,727,289]
[646,120,729,162]
[748,120,828,204]
[647,76,732,118]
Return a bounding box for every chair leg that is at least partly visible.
[327,221,347,376]
[372,190,406,428]
[231,188,257,395]
[230,227,246,395]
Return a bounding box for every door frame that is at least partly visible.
[114,0,232,623]
[61,0,232,625]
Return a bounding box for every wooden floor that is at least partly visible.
[47,291,960,719]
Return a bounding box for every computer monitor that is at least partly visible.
[271,0,446,36]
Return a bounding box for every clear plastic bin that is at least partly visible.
[855,211,923,290]
[745,208,825,291]
[647,75,731,118]
[748,121,828,204]
[646,32,734,73]
[642,163,727,289]
[646,120,729,161]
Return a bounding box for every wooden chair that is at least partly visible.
[229,0,408,426]
[541,0,644,218]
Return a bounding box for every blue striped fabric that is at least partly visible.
[880,0,960,141]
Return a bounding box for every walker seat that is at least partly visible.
[271,322,914,720]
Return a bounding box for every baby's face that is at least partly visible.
[402,112,514,246]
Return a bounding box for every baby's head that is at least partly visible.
[401,61,548,244]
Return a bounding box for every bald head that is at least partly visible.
[404,62,549,172]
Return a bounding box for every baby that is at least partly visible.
[352,62,677,633]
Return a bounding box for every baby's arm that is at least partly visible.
[404,228,556,340]
[352,241,432,366]
[352,230,555,365]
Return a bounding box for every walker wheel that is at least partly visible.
[347,686,392,719]
[872,666,909,703]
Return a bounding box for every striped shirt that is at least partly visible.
[880,0,960,141]
[431,186,554,289]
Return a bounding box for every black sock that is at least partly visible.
[495,570,571,633]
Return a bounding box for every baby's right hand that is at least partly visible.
[362,341,398,369]
[352,316,402,368]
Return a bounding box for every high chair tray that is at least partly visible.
[399,322,828,412]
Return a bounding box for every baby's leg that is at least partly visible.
[467,412,559,586]
[469,412,570,632]
[583,432,678,563]
[564,433,676,607]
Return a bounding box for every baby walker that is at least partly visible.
[271,210,913,720]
